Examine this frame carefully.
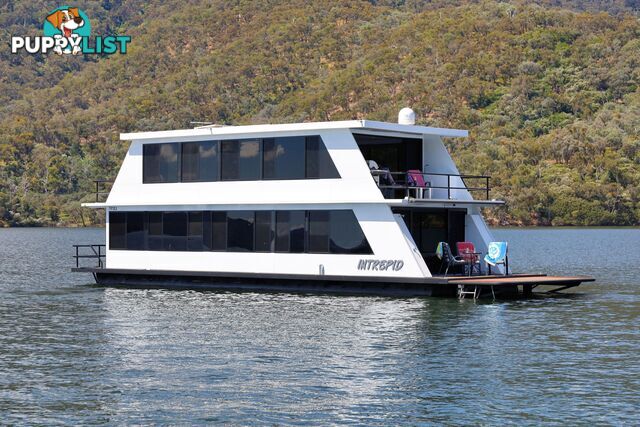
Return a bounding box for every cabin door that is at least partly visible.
[392,208,467,273]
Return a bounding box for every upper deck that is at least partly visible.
[84,119,503,210]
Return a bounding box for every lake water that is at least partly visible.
[0,227,638,424]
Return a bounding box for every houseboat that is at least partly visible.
[73,109,594,298]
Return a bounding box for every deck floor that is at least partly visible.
[444,274,595,287]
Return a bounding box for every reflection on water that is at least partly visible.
[0,227,638,424]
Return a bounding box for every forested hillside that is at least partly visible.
[0,0,638,226]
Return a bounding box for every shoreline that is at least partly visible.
[1,224,639,230]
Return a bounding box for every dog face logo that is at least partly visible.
[43,6,91,55]
[47,8,83,38]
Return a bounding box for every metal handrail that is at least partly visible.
[73,244,106,268]
[373,171,491,200]
[93,180,113,203]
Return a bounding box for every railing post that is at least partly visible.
[75,245,79,268]
[405,172,409,198]
[447,175,451,199]
[486,177,490,200]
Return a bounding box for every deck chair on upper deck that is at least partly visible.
[407,170,432,199]
[378,167,395,198]
[436,242,468,276]
[484,241,509,275]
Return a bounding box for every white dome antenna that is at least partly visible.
[398,107,415,125]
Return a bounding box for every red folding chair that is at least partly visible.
[456,241,482,275]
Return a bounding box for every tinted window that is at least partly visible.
[263,137,306,180]
[126,212,145,250]
[308,210,329,253]
[329,210,372,254]
[187,211,203,251]
[163,212,187,251]
[182,141,219,182]
[227,211,254,252]
[143,143,179,183]
[109,212,126,249]
[275,211,290,253]
[107,209,371,255]
[289,211,306,253]
[276,211,305,253]
[221,139,261,180]
[202,212,213,251]
[211,211,227,251]
[147,212,163,250]
[306,136,339,179]
[255,211,274,252]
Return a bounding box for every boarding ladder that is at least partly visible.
[457,284,479,300]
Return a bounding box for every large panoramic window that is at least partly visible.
[263,137,306,180]
[163,212,187,251]
[147,212,163,250]
[275,210,306,253]
[109,212,127,250]
[211,211,227,251]
[308,210,330,253]
[182,141,219,182]
[187,211,204,251]
[126,212,145,250]
[227,211,255,252]
[306,136,340,179]
[329,210,372,254]
[143,143,180,183]
[108,210,371,254]
[255,211,274,252]
[142,136,339,183]
[221,139,262,181]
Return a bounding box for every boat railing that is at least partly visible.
[93,180,113,203]
[73,244,106,269]
[373,171,491,200]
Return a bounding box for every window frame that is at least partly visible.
[254,210,275,253]
[181,140,220,183]
[142,142,181,184]
[263,136,307,181]
[226,210,255,252]
[305,136,340,180]
[220,139,263,182]
[109,212,127,250]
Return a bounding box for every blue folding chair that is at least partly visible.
[484,242,509,275]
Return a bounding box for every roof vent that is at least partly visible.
[398,107,415,125]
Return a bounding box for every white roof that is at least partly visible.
[120,120,468,141]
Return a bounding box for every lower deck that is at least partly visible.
[73,267,594,298]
